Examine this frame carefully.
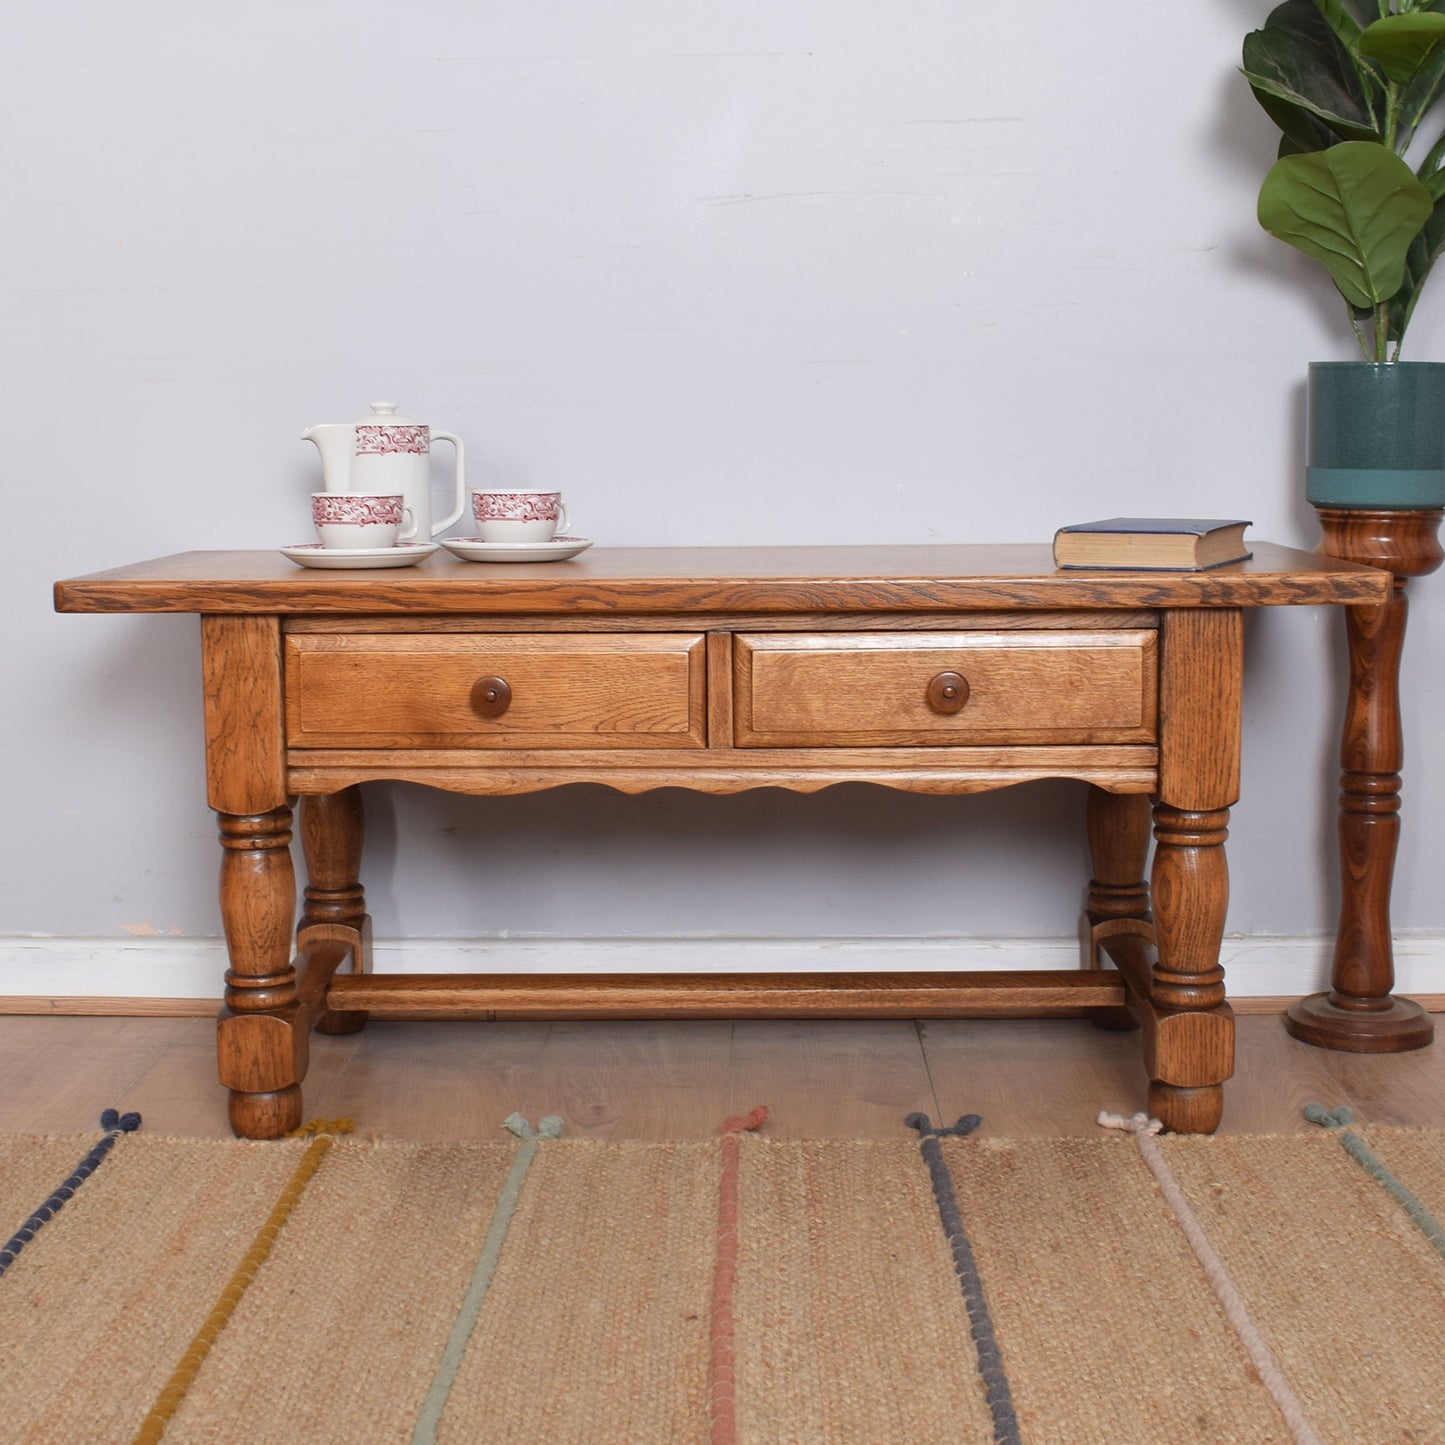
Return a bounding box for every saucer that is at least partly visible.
[280,541,439,570]
[440,536,593,563]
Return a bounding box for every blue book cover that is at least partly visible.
[1053,518,1252,570]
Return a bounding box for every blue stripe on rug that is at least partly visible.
[411,1112,563,1445]
[905,1112,1021,1445]
[1305,1104,1445,1263]
[0,1109,142,1278]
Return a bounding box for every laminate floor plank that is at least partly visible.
[1318,1024,1445,1128]
[515,1019,735,1139]
[1217,1016,1352,1134]
[917,1017,1146,1137]
[729,1019,937,1139]
[0,1013,1439,1141]
[305,1020,556,1142]
[0,1016,178,1134]
[108,1020,231,1137]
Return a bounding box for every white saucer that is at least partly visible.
[280,541,439,570]
[440,536,593,563]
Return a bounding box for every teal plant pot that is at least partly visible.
[1307,361,1445,509]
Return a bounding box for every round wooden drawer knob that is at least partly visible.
[926,671,970,715]
[470,676,512,719]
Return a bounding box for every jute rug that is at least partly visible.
[2,1104,1443,1444]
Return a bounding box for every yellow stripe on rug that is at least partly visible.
[131,1118,353,1445]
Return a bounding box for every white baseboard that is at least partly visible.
[3,932,1445,1001]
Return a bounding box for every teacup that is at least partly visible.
[471,488,570,543]
[312,492,416,550]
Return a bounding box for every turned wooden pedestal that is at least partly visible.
[1285,508,1444,1053]
[55,545,1389,1137]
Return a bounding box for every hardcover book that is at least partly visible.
[1052,518,1252,571]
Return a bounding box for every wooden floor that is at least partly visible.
[1,1011,1443,1140]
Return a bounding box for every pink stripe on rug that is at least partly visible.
[710,1106,768,1445]
[1099,1111,1322,1445]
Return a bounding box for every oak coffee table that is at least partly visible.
[54,545,1390,1138]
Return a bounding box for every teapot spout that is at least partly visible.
[301,423,353,491]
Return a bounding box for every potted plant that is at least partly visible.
[1243,0,1445,507]
[1246,3,1445,1060]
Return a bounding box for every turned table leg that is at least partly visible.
[1144,609,1241,1134]
[216,806,307,1138]
[1148,803,1232,1132]
[299,787,372,1035]
[203,614,310,1139]
[1287,507,1443,1051]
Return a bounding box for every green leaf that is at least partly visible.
[1249,79,1348,152]
[1383,189,1445,345]
[1306,0,1366,52]
[1244,8,1383,141]
[1258,141,1434,307]
[1280,0,1387,121]
[1392,25,1445,143]
[1358,13,1445,84]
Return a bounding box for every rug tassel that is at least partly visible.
[1097,1109,1162,1137]
[503,1111,563,1142]
[721,1105,768,1137]
[1099,1110,1321,1445]
[286,1116,353,1139]
[905,1111,982,1139]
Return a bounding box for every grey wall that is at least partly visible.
[7,2,1445,955]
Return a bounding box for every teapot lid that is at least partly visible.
[354,401,419,425]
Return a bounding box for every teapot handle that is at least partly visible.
[430,431,466,536]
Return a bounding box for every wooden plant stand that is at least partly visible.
[54,545,1388,1138]
[1285,508,1444,1052]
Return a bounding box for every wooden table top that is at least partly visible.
[53,544,1392,616]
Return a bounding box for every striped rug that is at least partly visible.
[2,1107,1443,1443]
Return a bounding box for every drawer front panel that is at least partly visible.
[734,631,1157,747]
[286,633,707,749]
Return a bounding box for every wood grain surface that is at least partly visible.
[734,629,1156,747]
[324,970,1126,1018]
[285,631,707,749]
[283,746,1159,797]
[55,544,1391,615]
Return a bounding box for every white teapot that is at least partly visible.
[302,402,465,539]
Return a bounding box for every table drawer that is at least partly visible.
[733,631,1157,746]
[286,633,708,749]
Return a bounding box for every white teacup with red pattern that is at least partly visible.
[471,489,571,543]
[312,492,417,549]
